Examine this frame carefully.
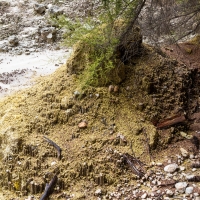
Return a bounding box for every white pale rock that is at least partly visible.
[156,162,163,166]
[164,163,178,173]
[190,154,195,159]
[175,182,188,193]
[180,166,185,171]
[180,147,189,158]
[166,189,174,197]
[141,193,147,199]
[185,174,195,180]
[194,193,199,197]
[185,186,194,194]
[95,189,102,196]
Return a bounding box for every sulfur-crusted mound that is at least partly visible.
[0,38,199,199]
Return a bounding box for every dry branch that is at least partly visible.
[40,174,58,200]
[156,115,186,129]
[43,136,62,160]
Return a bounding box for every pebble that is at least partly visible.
[141,193,147,199]
[180,166,185,171]
[51,161,56,166]
[180,147,189,158]
[166,189,174,197]
[164,163,178,173]
[108,85,114,92]
[74,90,80,98]
[78,121,87,128]
[190,154,195,159]
[185,186,194,194]
[175,182,188,193]
[8,35,18,46]
[95,188,102,196]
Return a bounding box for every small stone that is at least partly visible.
[141,193,147,199]
[74,90,80,98]
[190,154,195,159]
[95,188,102,196]
[95,94,100,98]
[180,131,193,139]
[175,182,188,193]
[185,174,195,180]
[194,193,199,197]
[151,180,157,185]
[164,163,178,173]
[156,162,163,166]
[51,161,56,166]
[78,121,87,129]
[152,186,158,192]
[180,148,189,158]
[192,168,197,172]
[167,159,172,163]
[185,186,193,194]
[108,85,114,92]
[47,5,63,16]
[166,189,174,197]
[137,103,144,111]
[113,85,119,93]
[150,192,155,197]
[180,166,185,171]
[151,161,156,166]
[8,36,19,47]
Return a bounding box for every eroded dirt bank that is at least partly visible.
[0,39,200,199]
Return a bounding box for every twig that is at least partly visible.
[43,136,62,160]
[156,115,185,129]
[123,153,144,178]
[40,174,58,200]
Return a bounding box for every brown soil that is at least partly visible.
[0,38,200,199]
[163,38,200,70]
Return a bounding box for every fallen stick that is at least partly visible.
[123,153,144,178]
[40,174,58,200]
[43,136,62,160]
[156,115,186,129]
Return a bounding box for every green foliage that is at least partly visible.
[79,45,116,88]
[51,0,139,88]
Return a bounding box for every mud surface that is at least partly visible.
[0,50,72,98]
